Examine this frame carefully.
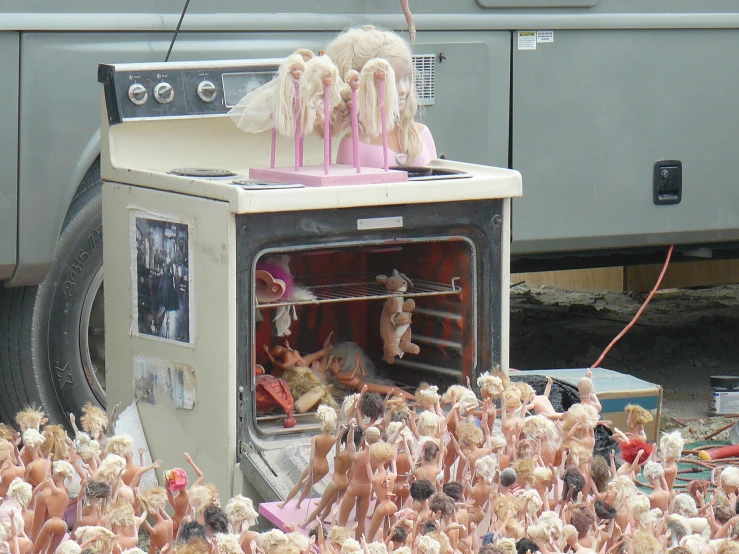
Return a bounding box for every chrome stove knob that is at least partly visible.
[128,83,148,105]
[197,80,217,102]
[153,82,175,104]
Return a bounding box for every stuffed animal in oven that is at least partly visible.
[377,270,420,364]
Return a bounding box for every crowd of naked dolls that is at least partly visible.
[1,368,738,554]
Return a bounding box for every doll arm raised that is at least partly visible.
[130,459,161,489]
[185,452,205,487]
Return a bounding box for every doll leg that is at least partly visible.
[399,328,420,356]
[301,481,337,527]
[32,520,53,554]
[365,503,391,543]
[362,383,416,401]
[279,466,311,508]
[294,386,327,413]
[31,494,47,541]
[354,496,370,540]
[443,445,458,483]
[296,470,328,509]
[337,486,357,527]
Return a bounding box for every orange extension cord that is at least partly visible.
[590,245,675,369]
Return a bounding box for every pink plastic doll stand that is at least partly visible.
[351,87,361,173]
[378,75,389,172]
[294,79,300,172]
[323,84,330,175]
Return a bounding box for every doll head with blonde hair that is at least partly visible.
[76,432,101,461]
[441,385,468,406]
[316,404,338,432]
[522,415,560,447]
[299,55,342,137]
[274,53,305,137]
[475,455,498,482]
[562,403,600,435]
[6,478,32,508]
[94,454,126,487]
[660,430,684,461]
[42,425,69,460]
[417,411,441,437]
[457,422,483,448]
[138,486,167,514]
[216,534,243,554]
[369,441,395,466]
[416,384,440,410]
[105,435,133,459]
[80,402,108,437]
[625,404,654,426]
[358,58,399,138]
[0,423,15,442]
[512,381,535,404]
[501,387,522,411]
[225,494,258,531]
[477,372,504,399]
[0,440,13,464]
[15,406,45,432]
[324,25,422,163]
[74,525,116,554]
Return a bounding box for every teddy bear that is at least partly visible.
[377,270,421,364]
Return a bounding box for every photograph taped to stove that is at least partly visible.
[132,213,193,344]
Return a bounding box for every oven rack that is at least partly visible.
[256,276,462,308]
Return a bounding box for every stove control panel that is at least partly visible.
[99,60,280,125]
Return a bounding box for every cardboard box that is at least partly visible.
[518,367,663,442]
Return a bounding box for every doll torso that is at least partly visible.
[150,513,174,549]
[27,457,50,487]
[332,449,352,489]
[313,434,337,476]
[337,124,437,169]
[0,464,24,497]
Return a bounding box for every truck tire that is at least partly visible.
[0,163,105,425]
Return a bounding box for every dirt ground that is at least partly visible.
[509,282,739,441]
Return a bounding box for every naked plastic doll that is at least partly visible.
[74,479,111,530]
[101,501,147,551]
[500,388,524,446]
[642,462,670,512]
[327,352,415,400]
[337,422,379,539]
[659,430,684,493]
[32,461,74,554]
[224,495,259,554]
[165,452,205,536]
[300,423,358,528]
[466,456,496,528]
[105,436,160,489]
[264,332,334,373]
[279,405,338,509]
[365,442,398,542]
[0,441,25,499]
[22,429,49,488]
[578,369,602,412]
[15,407,46,467]
[139,486,173,554]
[524,376,563,420]
[413,439,444,485]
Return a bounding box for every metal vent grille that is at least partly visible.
[412,54,435,106]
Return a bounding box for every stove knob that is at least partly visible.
[128,83,148,105]
[197,80,217,102]
[153,82,175,104]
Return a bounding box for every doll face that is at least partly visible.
[390,58,412,111]
[290,64,303,80]
[349,75,360,89]
[321,72,333,87]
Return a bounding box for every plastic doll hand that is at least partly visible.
[70,413,76,426]
[153,460,162,469]
[586,368,593,379]
[139,448,146,455]
[184,452,193,463]
[283,523,296,532]
[323,331,334,349]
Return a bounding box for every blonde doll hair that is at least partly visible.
[341,393,360,417]
[341,539,363,554]
[316,404,338,432]
[366,543,388,554]
[577,377,594,396]
[324,26,422,163]
[106,501,135,530]
[521,415,560,446]
[0,440,13,462]
[475,455,498,482]
[294,48,315,62]
[512,382,535,403]
[299,55,342,137]
[74,525,116,554]
[441,385,467,405]
[533,466,554,484]
[364,426,381,445]
[259,529,289,554]
[417,384,440,408]
[720,466,739,488]
[274,53,305,137]
[0,423,15,442]
[416,535,441,554]
[516,488,543,517]
[477,372,504,398]
[369,441,395,465]
[562,404,600,435]
[81,402,108,436]
[138,486,167,513]
[715,541,739,554]
[642,461,665,482]
[22,428,45,449]
[512,457,536,486]
[457,391,480,417]
[501,387,522,410]
[225,494,258,530]
[94,454,126,486]
[188,484,217,514]
[496,539,517,554]
[386,395,409,418]
[625,404,654,425]
[393,549,411,554]
[216,534,243,554]
[673,493,698,517]
[457,422,483,447]
[493,495,519,521]
[629,530,663,554]
[53,459,75,481]
[386,421,415,447]
[42,425,70,460]
[56,541,83,554]
[122,550,147,554]
[417,411,441,437]
[489,435,506,452]
[358,58,399,138]
[681,535,709,554]
[608,475,638,508]
[76,432,101,460]
[105,434,133,458]
[660,430,685,460]
[627,494,651,525]
[327,526,352,547]
[15,406,45,432]
[7,478,32,508]
[286,532,309,552]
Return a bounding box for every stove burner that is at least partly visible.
[169,168,237,178]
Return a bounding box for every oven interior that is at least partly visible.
[252,238,477,435]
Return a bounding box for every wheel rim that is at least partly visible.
[79,267,106,405]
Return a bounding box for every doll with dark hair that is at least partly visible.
[179,521,208,544]
[590,455,612,493]
[515,538,538,554]
[410,479,435,523]
[569,503,596,549]
[414,440,443,485]
[562,468,586,501]
[360,393,385,423]
[594,499,617,520]
[203,505,229,536]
